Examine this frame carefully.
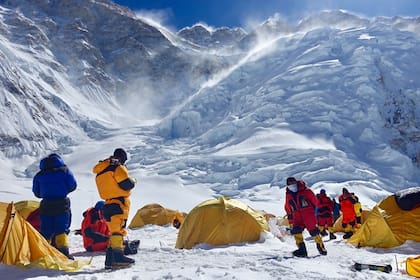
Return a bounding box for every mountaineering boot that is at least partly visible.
[57,247,74,260]
[111,249,135,268]
[343,231,354,239]
[316,243,328,255]
[292,242,308,257]
[106,234,135,269]
[105,247,114,269]
[55,233,73,259]
[329,232,337,240]
[314,234,327,255]
[105,248,135,269]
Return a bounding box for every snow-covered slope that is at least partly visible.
[0,0,227,157]
[158,10,420,195]
[1,2,420,279]
[0,1,418,198]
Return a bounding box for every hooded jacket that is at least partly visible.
[93,157,136,200]
[339,191,357,224]
[33,154,77,199]
[316,193,334,218]
[284,180,318,226]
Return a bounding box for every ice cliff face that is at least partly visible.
[0,2,419,189]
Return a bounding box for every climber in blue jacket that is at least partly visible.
[33,153,77,259]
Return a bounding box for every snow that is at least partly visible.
[1,3,420,280]
[1,126,418,280]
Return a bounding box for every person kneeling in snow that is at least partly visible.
[284,177,327,257]
[78,201,139,255]
[81,201,110,252]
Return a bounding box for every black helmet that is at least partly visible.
[286,177,297,185]
[113,148,128,164]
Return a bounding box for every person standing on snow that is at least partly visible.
[32,153,77,259]
[93,148,137,269]
[332,197,341,223]
[284,177,327,257]
[316,189,336,240]
[354,195,363,228]
[338,188,357,239]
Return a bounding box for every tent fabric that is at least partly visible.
[14,200,40,219]
[406,256,420,277]
[175,197,269,249]
[0,202,89,271]
[395,187,420,210]
[347,194,420,248]
[128,203,185,229]
[14,200,41,232]
[26,208,41,232]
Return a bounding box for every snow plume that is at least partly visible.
[297,10,369,31]
[191,22,216,33]
[118,77,161,125]
[162,28,284,125]
[134,8,176,32]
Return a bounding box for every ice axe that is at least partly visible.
[353,262,392,273]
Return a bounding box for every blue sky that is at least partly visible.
[113,0,420,30]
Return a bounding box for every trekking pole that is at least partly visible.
[395,255,398,272]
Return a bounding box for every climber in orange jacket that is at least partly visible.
[338,188,357,239]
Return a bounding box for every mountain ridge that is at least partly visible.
[0,0,419,194]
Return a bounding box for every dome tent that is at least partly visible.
[128,203,185,229]
[347,187,420,248]
[0,201,88,271]
[175,197,269,249]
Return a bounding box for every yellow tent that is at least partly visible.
[347,188,420,248]
[128,203,186,229]
[14,200,39,219]
[175,197,269,249]
[0,201,89,271]
[407,256,420,277]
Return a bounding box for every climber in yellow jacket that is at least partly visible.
[354,195,363,228]
[93,148,137,269]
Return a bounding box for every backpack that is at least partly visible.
[81,207,110,251]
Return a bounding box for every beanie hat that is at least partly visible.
[113,148,128,163]
[286,177,297,185]
[320,189,326,194]
[342,188,349,194]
